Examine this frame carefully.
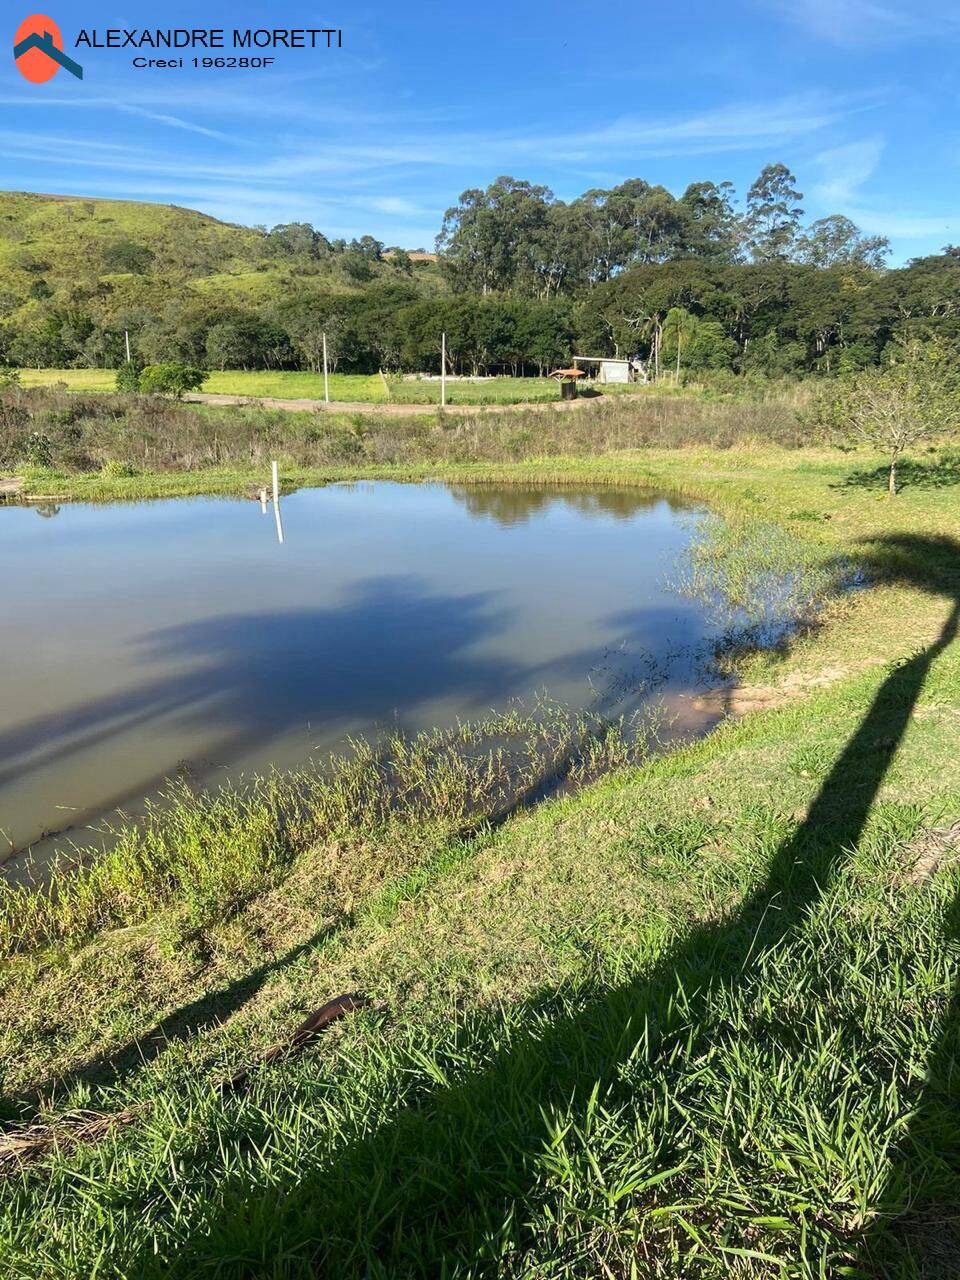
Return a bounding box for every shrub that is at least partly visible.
[815,339,960,494]
[22,431,53,468]
[139,362,208,398]
[100,459,140,478]
[115,359,143,393]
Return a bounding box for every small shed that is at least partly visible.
[572,355,631,384]
[549,366,586,400]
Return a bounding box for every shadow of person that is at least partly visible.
[846,547,960,1276]
[122,535,960,1276]
[0,926,337,1126]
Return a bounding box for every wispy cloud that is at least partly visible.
[0,88,869,184]
[810,135,885,204]
[365,196,426,217]
[0,86,878,240]
[768,0,960,46]
[844,208,958,239]
[806,134,958,247]
[0,95,235,141]
[120,105,234,141]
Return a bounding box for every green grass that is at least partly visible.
[16,368,116,392]
[3,426,960,1275]
[16,368,388,401]
[15,368,585,405]
[0,703,648,960]
[0,191,433,300]
[384,375,570,404]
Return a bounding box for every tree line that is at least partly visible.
[2,163,959,380]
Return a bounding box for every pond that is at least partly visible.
[0,481,725,871]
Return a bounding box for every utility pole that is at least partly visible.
[271,460,284,544]
[322,331,330,404]
[441,331,447,408]
[124,329,131,363]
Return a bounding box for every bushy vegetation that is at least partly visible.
[813,339,960,493]
[135,362,207,398]
[0,382,813,483]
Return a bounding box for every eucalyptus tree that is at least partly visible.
[794,215,890,269]
[678,180,743,262]
[436,177,554,294]
[745,163,804,262]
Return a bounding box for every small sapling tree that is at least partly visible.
[138,362,207,399]
[818,340,959,495]
[115,358,143,393]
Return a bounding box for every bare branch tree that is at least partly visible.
[818,340,959,494]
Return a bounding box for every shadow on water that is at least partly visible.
[0,578,516,791]
[2,573,715,867]
[113,534,959,1276]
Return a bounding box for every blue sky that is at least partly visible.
[4,0,960,262]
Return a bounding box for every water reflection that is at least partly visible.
[447,485,672,526]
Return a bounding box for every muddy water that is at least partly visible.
[0,482,721,868]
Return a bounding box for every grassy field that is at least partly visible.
[16,368,387,401]
[15,368,583,405]
[384,375,570,404]
[2,429,960,1275]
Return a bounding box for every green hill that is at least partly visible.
[0,189,437,303]
[0,191,270,290]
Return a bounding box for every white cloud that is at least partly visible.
[803,133,958,247]
[0,86,882,241]
[0,95,235,141]
[0,88,871,186]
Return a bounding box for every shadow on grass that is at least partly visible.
[127,536,960,1276]
[836,454,960,493]
[856,891,960,1278]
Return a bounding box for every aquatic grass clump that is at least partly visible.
[0,777,298,957]
[674,513,856,649]
[0,702,655,960]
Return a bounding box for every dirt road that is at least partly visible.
[184,392,608,416]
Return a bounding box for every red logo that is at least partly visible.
[14,14,83,82]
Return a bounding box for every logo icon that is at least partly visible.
[14,13,82,82]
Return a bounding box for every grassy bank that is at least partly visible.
[2,402,960,1274]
